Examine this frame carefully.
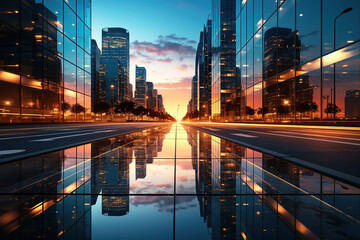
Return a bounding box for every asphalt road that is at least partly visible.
[182,122,360,186]
[0,122,171,163]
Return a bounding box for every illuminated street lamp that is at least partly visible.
[333,7,352,120]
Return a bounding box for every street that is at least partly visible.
[0,122,171,164]
[182,122,360,186]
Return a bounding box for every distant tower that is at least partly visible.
[135,66,147,107]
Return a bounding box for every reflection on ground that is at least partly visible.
[0,124,359,239]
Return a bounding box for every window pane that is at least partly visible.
[44,49,63,86]
[278,0,296,72]
[296,0,321,64]
[64,89,76,120]
[77,0,84,20]
[254,0,263,32]
[85,52,91,73]
[77,46,84,70]
[77,17,84,48]
[247,39,254,87]
[64,36,76,65]
[64,61,76,91]
[295,59,321,121]
[44,0,63,32]
[64,4,76,42]
[77,68,84,93]
[322,0,360,54]
[85,0,91,27]
[85,72,91,96]
[263,0,277,21]
[263,14,277,80]
[240,6,247,49]
[254,29,262,84]
[21,85,43,109]
[84,26,91,54]
[247,0,253,42]
[65,0,76,11]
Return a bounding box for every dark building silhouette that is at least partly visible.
[345,89,360,119]
[91,39,105,111]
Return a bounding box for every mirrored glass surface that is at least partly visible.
[0,124,358,239]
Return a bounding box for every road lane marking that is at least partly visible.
[232,133,258,138]
[31,130,116,142]
[240,130,360,146]
[270,131,360,141]
[0,150,26,156]
[0,130,95,141]
[206,128,221,131]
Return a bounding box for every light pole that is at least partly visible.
[333,7,352,119]
[110,84,114,121]
[177,105,180,122]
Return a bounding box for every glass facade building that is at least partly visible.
[135,66,147,107]
[236,0,360,122]
[0,0,91,123]
[211,0,237,121]
[101,27,130,104]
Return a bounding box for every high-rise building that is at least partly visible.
[146,82,158,111]
[91,39,105,111]
[196,20,212,120]
[157,95,165,113]
[128,83,134,102]
[345,90,360,119]
[0,0,91,123]
[135,66,147,107]
[235,0,360,122]
[211,0,237,121]
[101,27,130,104]
[191,75,198,113]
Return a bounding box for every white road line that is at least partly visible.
[239,130,360,146]
[206,128,221,131]
[271,131,360,141]
[0,130,95,141]
[232,133,258,138]
[0,149,26,155]
[31,130,116,142]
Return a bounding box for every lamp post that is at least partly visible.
[177,105,180,122]
[110,84,114,121]
[333,7,352,119]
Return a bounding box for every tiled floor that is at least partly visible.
[0,124,359,239]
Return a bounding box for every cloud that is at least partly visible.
[175,64,188,72]
[132,40,196,56]
[130,196,197,212]
[154,77,192,91]
[157,58,173,64]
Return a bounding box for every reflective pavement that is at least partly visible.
[0,124,359,239]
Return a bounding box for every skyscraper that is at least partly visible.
[0,0,91,123]
[101,27,130,104]
[157,95,165,113]
[91,39,105,111]
[211,0,237,121]
[191,76,198,113]
[135,66,147,107]
[146,82,158,111]
[197,20,212,120]
[345,90,360,119]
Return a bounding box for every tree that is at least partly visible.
[71,103,85,114]
[93,102,111,121]
[115,101,135,114]
[133,106,147,119]
[246,106,255,116]
[324,103,341,119]
[62,102,71,112]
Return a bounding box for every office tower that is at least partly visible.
[196,20,212,120]
[146,82,158,111]
[100,56,121,105]
[211,0,237,121]
[91,39,105,111]
[191,75,198,113]
[157,95,165,113]
[235,0,360,122]
[0,0,91,123]
[135,66,147,107]
[101,27,130,104]
[128,83,133,102]
[345,90,360,119]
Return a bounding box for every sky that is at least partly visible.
[92,0,211,120]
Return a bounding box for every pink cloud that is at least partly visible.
[175,64,188,72]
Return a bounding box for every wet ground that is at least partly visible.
[0,124,359,239]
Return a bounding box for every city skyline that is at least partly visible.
[92,0,211,119]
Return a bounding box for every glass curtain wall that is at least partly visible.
[235,0,360,122]
[0,0,91,123]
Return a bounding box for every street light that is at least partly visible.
[333,7,352,119]
[177,105,180,122]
